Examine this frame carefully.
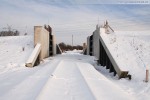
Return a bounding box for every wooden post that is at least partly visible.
[145,69,149,82]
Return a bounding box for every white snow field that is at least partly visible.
[0,33,150,100]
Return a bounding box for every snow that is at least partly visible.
[96,30,150,99]
[100,31,150,79]
[0,36,33,74]
[63,49,83,55]
[0,34,150,100]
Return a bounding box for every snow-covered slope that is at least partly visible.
[95,31,150,100]
[0,36,34,74]
[100,31,150,80]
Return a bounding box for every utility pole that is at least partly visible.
[72,34,73,50]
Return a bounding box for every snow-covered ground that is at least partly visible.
[0,34,150,100]
[95,31,150,100]
[0,36,34,74]
[0,51,135,100]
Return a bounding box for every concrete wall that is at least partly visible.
[99,28,128,78]
[26,25,59,67]
[34,26,49,60]
[87,25,100,57]
[89,35,93,56]
[86,26,129,78]
[93,27,100,59]
[87,36,90,55]
[52,35,56,55]
[83,43,87,49]
[82,43,87,55]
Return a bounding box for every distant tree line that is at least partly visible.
[0,30,19,36]
[58,42,83,52]
[0,25,20,36]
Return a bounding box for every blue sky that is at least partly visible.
[0,0,150,45]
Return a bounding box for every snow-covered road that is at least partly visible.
[0,53,136,100]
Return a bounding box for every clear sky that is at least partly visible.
[0,0,150,45]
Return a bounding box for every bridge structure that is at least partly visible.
[25,22,131,79]
[86,22,131,79]
[25,25,62,67]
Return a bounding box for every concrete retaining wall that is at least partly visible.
[87,36,90,55]
[34,26,49,60]
[53,35,56,55]
[93,27,100,59]
[86,26,130,78]
[99,28,128,78]
[26,25,59,67]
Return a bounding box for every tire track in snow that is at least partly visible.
[0,59,61,100]
[36,59,96,100]
[77,62,137,100]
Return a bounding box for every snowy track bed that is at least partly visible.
[0,59,60,100]
[0,35,150,100]
[0,53,136,100]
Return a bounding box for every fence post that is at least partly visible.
[145,68,149,82]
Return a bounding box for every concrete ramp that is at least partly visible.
[25,43,41,67]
